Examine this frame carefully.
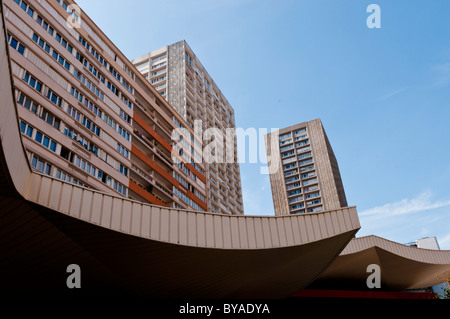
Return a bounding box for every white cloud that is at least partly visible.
[438,233,450,250]
[359,191,450,217]
[380,87,409,100]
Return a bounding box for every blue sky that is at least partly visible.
[76,0,450,248]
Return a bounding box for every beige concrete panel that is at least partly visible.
[169,209,178,244]
[80,190,93,221]
[121,200,132,234]
[159,209,170,242]
[196,213,206,247]
[336,210,346,233]
[187,211,197,246]
[221,215,232,249]
[110,197,123,232]
[304,214,315,242]
[58,182,72,214]
[100,195,113,229]
[140,205,151,239]
[348,207,360,229]
[150,206,161,241]
[317,213,327,239]
[283,217,295,246]
[68,186,83,218]
[131,202,142,236]
[205,214,214,248]
[229,216,239,249]
[261,218,272,248]
[26,174,42,203]
[290,216,302,245]
[253,218,265,249]
[213,214,223,248]
[178,210,188,245]
[48,179,62,211]
[323,212,335,237]
[311,215,321,240]
[246,218,257,249]
[90,192,103,225]
[269,219,280,247]
[276,218,287,247]
[238,218,248,249]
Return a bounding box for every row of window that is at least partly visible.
[20,121,58,153]
[103,113,130,141]
[70,86,103,118]
[290,203,304,211]
[298,152,312,161]
[294,129,307,136]
[279,132,291,141]
[288,195,303,204]
[17,92,61,130]
[78,36,135,107]
[63,124,128,178]
[296,140,309,148]
[88,62,105,84]
[109,65,134,94]
[56,0,80,23]
[7,34,25,55]
[19,0,131,139]
[73,68,105,100]
[32,33,71,71]
[56,169,85,187]
[18,55,131,171]
[78,35,108,68]
[173,187,203,212]
[117,143,130,159]
[13,0,33,18]
[73,155,127,196]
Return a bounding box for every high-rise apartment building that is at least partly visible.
[4,0,207,212]
[132,41,244,215]
[265,119,347,216]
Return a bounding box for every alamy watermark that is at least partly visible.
[366,4,381,29]
[171,120,281,175]
[66,4,82,29]
[366,264,381,289]
[66,264,81,289]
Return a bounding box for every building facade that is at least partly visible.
[132,41,244,215]
[4,0,207,212]
[265,118,347,216]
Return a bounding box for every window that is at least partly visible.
[306,192,320,199]
[78,35,108,68]
[279,133,291,141]
[299,158,313,166]
[25,125,33,137]
[15,0,34,17]
[117,143,129,159]
[281,150,295,158]
[46,89,62,107]
[8,35,25,55]
[298,153,312,160]
[31,155,52,175]
[34,131,43,143]
[23,72,42,92]
[294,129,307,136]
[283,162,297,171]
[302,178,317,186]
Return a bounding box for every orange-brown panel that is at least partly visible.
[133,113,207,184]
[129,180,167,207]
[131,145,207,211]
[133,113,173,153]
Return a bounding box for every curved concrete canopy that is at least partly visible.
[0,3,360,298]
[311,235,450,291]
